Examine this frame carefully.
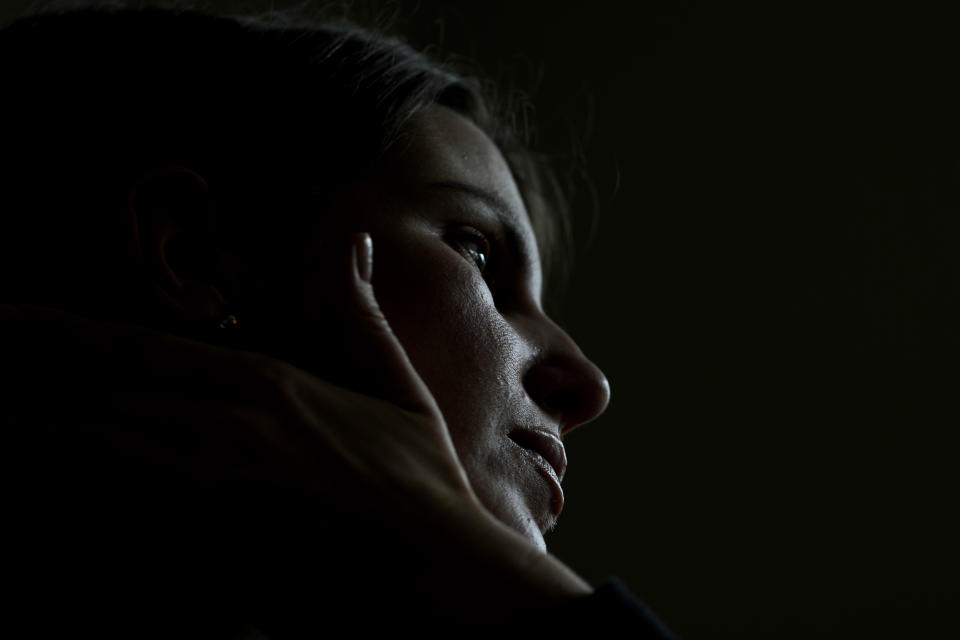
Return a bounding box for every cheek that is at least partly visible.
[372,244,520,425]
[373,237,487,354]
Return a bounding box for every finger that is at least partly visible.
[343,232,442,417]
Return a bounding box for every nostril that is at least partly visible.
[520,318,611,433]
[524,360,610,432]
[557,371,611,435]
[546,389,579,413]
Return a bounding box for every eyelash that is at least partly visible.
[449,227,495,283]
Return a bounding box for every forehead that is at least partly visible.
[394,106,517,195]
[382,105,542,284]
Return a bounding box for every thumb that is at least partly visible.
[341,232,442,418]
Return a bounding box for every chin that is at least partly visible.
[529,530,547,553]
[509,511,549,553]
[481,487,552,552]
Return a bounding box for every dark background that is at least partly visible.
[4,1,958,637]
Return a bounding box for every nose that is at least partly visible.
[522,318,612,436]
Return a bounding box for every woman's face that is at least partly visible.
[297,106,610,550]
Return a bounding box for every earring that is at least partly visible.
[217,312,239,329]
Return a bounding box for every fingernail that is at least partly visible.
[356,232,373,282]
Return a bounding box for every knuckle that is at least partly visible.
[356,304,389,327]
[352,289,391,328]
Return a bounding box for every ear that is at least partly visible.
[128,165,237,328]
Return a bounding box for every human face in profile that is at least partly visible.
[312,106,611,550]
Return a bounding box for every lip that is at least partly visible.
[508,427,567,515]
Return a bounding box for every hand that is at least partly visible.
[3,233,474,509]
[2,233,591,635]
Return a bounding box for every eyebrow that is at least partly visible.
[425,180,534,273]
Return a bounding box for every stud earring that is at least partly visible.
[217,313,239,329]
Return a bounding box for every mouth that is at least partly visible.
[508,427,568,516]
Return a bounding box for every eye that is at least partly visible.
[448,227,492,275]
[462,237,487,272]
[443,225,501,296]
